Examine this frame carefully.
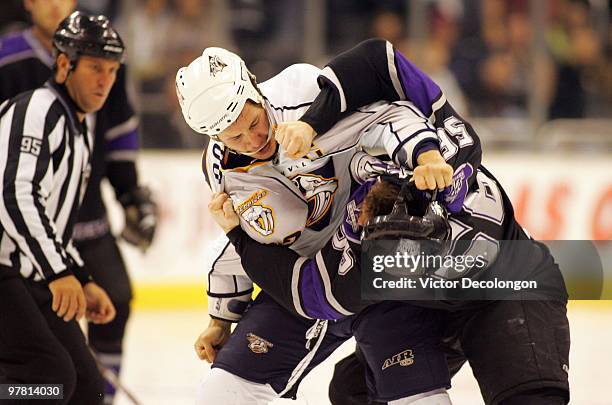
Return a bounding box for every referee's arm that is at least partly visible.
[0,94,75,281]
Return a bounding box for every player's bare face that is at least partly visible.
[218,101,277,160]
[63,55,119,116]
[25,0,76,39]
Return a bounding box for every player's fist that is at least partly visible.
[412,150,453,191]
[275,121,316,159]
[195,319,232,363]
[208,192,240,233]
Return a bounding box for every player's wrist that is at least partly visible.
[226,225,244,240]
[222,223,239,234]
[209,317,231,329]
[416,149,445,166]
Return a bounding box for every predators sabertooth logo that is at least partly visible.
[246,333,274,354]
[209,55,227,77]
[236,190,275,236]
[291,174,338,226]
[382,349,414,370]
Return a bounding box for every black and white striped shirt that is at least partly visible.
[0,80,93,282]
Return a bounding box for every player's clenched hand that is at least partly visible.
[48,275,86,322]
[208,192,240,233]
[275,121,316,159]
[412,149,453,191]
[195,319,232,363]
[83,282,116,324]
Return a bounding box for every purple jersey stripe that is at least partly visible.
[0,32,31,61]
[299,260,344,320]
[393,50,441,118]
[106,129,139,152]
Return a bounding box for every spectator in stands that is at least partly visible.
[370,4,468,116]
[547,0,603,118]
[119,0,171,92]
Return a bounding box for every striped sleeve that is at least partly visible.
[65,239,84,268]
[0,91,72,280]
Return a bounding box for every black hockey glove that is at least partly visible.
[118,186,157,252]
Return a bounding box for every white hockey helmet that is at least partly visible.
[176,47,261,137]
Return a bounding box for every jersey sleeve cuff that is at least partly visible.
[413,140,441,163]
[72,265,93,286]
[226,226,246,245]
[46,268,74,283]
[209,314,239,323]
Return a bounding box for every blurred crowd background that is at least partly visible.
[1,0,611,150]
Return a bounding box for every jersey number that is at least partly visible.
[443,172,505,279]
[331,227,355,276]
[437,116,474,161]
[21,136,42,157]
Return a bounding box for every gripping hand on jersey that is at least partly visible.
[275,121,316,159]
[209,192,240,234]
[119,186,158,252]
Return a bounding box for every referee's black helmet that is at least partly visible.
[52,11,125,65]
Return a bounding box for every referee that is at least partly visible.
[0,12,123,405]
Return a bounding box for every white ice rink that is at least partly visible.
[113,302,612,405]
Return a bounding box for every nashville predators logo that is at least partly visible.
[246,333,274,354]
[382,349,414,370]
[235,190,275,236]
[291,174,338,226]
[209,55,227,77]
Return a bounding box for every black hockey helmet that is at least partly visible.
[52,11,125,65]
[362,176,451,242]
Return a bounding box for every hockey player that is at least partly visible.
[0,2,158,402]
[0,12,123,404]
[266,38,571,405]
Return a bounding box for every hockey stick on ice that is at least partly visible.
[89,348,143,405]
